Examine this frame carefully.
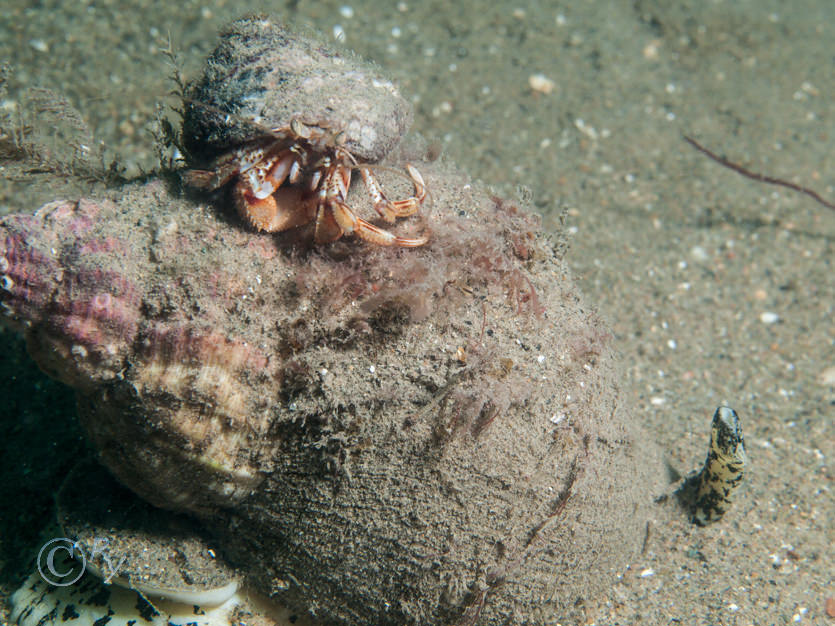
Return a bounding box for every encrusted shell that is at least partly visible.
[182,16,413,163]
[0,164,667,624]
[1,20,670,625]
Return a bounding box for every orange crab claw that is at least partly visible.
[234,185,315,233]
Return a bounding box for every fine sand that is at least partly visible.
[1,1,832,624]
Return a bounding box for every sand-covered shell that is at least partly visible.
[182,16,413,164]
[0,19,673,626]
[0,158,667,624]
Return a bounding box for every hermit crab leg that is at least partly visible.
[324,166,427,247]
[359,164,426,222]
[330,201,428,247]
[244,149,298,200]
[313,165,351,243]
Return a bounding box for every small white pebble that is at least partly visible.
[550,413,566,425]
[727,603,740,612]
[320,368,328,376]
[817,365,835,386]
[639,568,654,578]
[667,339,677,349]
[368,365,376,374]
[650,397,665,406]
[574,118,598,139]
[537,354,546,364]
[529,73,556,94]
[339,5,354,18]
[391,26,402,37]
[643,40,660,60]
[760,311,780,324]
[29,39,49,52]
[332,25,345,41]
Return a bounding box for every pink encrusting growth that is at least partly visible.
[1,224,62,325]
[0,183,283,513]
[1,201,142,392]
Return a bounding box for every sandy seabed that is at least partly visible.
[1,1,832,624]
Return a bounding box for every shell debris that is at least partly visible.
[529,73,556,94]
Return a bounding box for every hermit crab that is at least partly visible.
[181,17,428,246]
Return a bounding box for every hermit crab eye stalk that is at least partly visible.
[181,17,428,247]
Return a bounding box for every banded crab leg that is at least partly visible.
[318,165,428,247]
[359,164,426,223]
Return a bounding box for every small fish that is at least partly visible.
[691,406,747,525]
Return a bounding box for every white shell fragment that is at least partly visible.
[11,560,241,626]
[528,73,556,94]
